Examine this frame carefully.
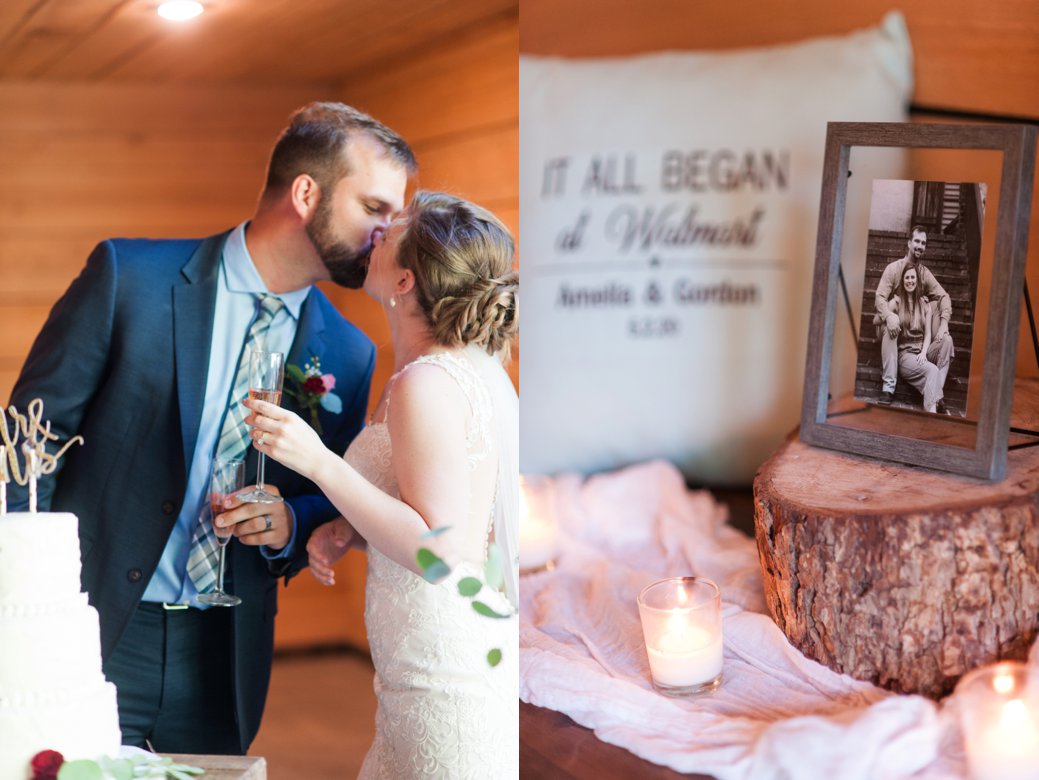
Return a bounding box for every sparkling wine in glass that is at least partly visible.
[239,349,285,504]
[198,457,245,607]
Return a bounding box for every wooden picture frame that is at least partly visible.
[800,122,1037,481]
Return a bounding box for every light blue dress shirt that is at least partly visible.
[143,222,312,607]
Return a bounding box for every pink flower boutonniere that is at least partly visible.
[285,356,342,436]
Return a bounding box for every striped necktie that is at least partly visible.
[188,294,285,594]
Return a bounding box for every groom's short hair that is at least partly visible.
[263,102,417,195]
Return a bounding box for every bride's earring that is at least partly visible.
[389,295,397,309]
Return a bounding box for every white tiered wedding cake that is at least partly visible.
[0,511,121,779]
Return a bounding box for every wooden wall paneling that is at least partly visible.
[36,2,189,82]
[414,126,518,207]
[102,0,309,83]
[273,556,370,651]
[0,0,126,78]
[248,0,516,86]
[0,0,41,45]
[93,0,516,85]
[340,12,518,142]
[904,115,1039,383]
[0,80,327,404]
[0,304,52,392]
[519,0,1039,120]
[0,304,53,362]
[0,81,321,136]
[0,236,101,301]
[0,142,271,233]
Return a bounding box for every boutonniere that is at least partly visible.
[285,356,342,436]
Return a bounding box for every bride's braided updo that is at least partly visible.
[396,191,518,359]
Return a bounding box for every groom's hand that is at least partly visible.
[216,484,293,550]
[307,517,354,586]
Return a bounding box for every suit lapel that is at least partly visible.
[172,233,228,472]
[285,290,327,408]
[260,291,328,487]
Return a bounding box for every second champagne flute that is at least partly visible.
[239,349,284,504]
[198,456,245,607]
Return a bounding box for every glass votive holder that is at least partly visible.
[519,474,558,575]
[955,660,1039,780]
[637,576,723,696]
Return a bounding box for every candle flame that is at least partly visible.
[666,612,688,634]
[519,477,530,525]
[676,585,688,607]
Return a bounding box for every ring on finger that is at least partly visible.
[258,433,267,446]
[263,515,273,532]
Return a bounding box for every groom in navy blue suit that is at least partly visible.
[7,102,416,754]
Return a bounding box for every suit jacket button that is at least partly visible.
[161,500,176,515]
[127,568,143,583]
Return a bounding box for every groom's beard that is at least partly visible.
[307,195,371,289]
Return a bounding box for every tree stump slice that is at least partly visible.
[753,378,1039,699]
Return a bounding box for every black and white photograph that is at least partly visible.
[854,179,986,417]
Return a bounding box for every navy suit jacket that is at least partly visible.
[8,231,375,749]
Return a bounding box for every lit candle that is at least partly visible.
[646,620,724,688]
[638,577,723,696]
[957,663,1039,780]
[518,475,558,573]
[0,444,6,515]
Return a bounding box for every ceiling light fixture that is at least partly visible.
[157,1,204,21]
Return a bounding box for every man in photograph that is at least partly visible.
[873,224,955,412]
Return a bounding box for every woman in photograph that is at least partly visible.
[243,190,519,779]
[887,264,944,413]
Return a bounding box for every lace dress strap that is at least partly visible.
[385,352,493,468]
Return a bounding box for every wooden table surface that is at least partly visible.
[520,702,714,779]
[518,487,755,779]
[165,754,266,779]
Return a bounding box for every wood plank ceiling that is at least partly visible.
[0,0,517,84]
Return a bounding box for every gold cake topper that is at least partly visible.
[0,398,84,514]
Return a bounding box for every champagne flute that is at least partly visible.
[239,349,285,504]
[198,457,245,607]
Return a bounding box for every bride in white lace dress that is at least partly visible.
[244,191,519,779]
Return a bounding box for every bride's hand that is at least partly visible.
[243,398,326,479]
[306,517,355,586]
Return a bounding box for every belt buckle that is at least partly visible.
[162,602,190,611]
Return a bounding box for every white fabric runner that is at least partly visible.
[519,460,1015,779]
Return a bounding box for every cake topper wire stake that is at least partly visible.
[23,442,38,513]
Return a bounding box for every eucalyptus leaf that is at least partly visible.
[419,526,452,540]
[421,561,451,583]
[168,769,203,780]
[97,756,134,780]
[285,364,307,383]
[416,547,443,571]
[487,648,503,667]
[57,761,104,780]
[319,391,342,413]
[484,543,504,590]
[472,600,511,619]
[457,577,482,597]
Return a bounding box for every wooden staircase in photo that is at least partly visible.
[853,230,975,416]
